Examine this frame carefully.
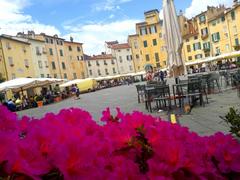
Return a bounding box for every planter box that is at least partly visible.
[37,101,43,107]
[54,97,62,102]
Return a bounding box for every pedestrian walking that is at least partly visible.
[160,71,164,82]
[75,86,81,100]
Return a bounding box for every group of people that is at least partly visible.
[1,84,81,112]
[146,70,167,82]
[3,94,42,112]
[70,84,80,100]
[97,77,136,89]
[188,61,239,74]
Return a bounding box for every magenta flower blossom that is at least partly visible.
[0,105,240,179]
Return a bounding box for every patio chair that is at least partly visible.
[199,76,209,104]
[219,71,229,87]
[136,84,145,103]
[188,75,202,82]
[187,80,204,107]
[173,83,188,108]
[207,73,221,93]
[144,87,159,113]
[173,81,204,113]
[232,71,240,87]
[154,85,172,110]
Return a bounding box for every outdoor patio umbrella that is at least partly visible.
[163,0,186,78]
[0,78,36,92]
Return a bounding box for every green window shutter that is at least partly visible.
[199,43,201,49]
[154,26,157,33]
[193,44,195,51]
[149,27,152,34]
[144,41,148,47]
[212,34,214,42]
[217,32,220,41]
[235,38,239,45]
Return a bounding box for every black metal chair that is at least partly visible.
[173,81,204,113]
[144,87,158,113]
[199,76,209,104]
[187,80,204,107]
[136,84,145,103]
[173,83,188,108]
[207,73,221,93]
[232,70,240,98]
[154,85,172,110]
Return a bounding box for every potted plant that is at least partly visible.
[221,108,240,140]
[0,92,5,103]
[36,95,44,107]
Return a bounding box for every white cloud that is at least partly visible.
[185,0,233,18]
[159,9,163,19]
[63,19,139,55]
[109,14,115,19]
[0,0,60,36]
[92,0,132,12]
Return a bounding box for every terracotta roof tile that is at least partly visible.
[88,54,113,60]
[111,43,130,50]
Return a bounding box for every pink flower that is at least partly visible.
[0,105,240,179]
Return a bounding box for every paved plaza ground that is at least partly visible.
[17,84,240,136]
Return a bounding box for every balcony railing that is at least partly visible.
[203,48,210,52]
[233,45,240,51]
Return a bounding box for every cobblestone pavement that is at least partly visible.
[17,84,240,136]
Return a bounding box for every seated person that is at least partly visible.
[7,99,16,112]
[22,95,28,109]
[15,97,23,111]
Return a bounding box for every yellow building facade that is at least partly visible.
[181,3,240,66]
[130,9,167,70]
[128,34,144,72]
[225,3,240,52]
[35,34,71,79]
[0,35,35,80]
[64,40,87,80]
[0,42,7,80]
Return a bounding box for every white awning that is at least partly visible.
[0,78,64,92]
[186,51,240,66]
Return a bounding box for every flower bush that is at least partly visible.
[0,105,240,179]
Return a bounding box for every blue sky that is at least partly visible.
[0,0,233,54]
[24,0,192,34]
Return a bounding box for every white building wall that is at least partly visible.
[113,48,135,74]
[86,58,118,78]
